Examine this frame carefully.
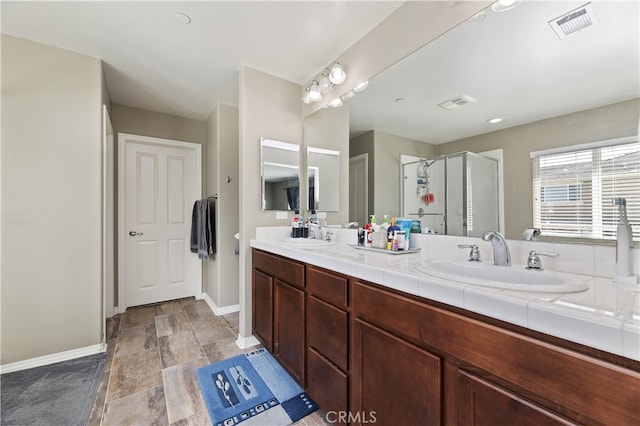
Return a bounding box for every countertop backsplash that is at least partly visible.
[255,226,640,280]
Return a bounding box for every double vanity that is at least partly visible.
[251,228,639,425]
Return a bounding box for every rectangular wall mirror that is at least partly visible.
[307,146,340,212]
[261,138,300,211]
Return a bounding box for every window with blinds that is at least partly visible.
[532,141,640,241]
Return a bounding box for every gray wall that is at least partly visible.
[436,99,640,238]
[374,131,435,218]
[350,130,435,220]
[238,66,303,342]
[350,131,375,217]
[303,106,350,225]
[110,104,207,304]
[1,35,104,364]
[205,103,240,310]
[111,103,206,145]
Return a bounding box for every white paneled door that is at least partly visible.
[349,154,368,227]
[118,133,202,309]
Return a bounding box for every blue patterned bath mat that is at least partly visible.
[196,348,317,426]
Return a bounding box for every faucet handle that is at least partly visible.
[458,244,481,262]
[526,250,559,270]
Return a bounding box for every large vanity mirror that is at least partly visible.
[261,138,300,211]
[349,0,639,239]
[307,146,340,212]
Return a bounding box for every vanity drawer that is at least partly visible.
[253,249,304,289]
[306,265,348,308]
[306,347,348,423]
[307,294,348,372]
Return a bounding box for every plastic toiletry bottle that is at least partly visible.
[396,230,405,251]
[364,220,373,248]
[370,215,380,232]
[613,198,637,283]
[387,218,399,250]
[380,215,390,236]
[291,211,300,238]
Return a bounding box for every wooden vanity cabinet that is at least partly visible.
[252,249,305,384]
[351,280,640,426]
[305,266,350,422]
[253,249,640,425]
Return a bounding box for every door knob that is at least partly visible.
[129,231,143,236]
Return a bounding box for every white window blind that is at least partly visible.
[532,141,640,241]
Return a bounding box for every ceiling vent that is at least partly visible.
[438,95,477,111]
[549,2,599,39]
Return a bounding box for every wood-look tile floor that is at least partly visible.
[88,297,329,425]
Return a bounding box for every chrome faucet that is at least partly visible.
[482,231,511,266]
[307,223,325,240]
[343,221,359,229]
[521,228,541,241]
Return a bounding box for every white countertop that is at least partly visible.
[251,227,640,362]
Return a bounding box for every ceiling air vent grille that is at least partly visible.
[549,2,599,39]
[438,95,477,111]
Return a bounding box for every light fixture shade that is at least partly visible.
[342,90,355,100]
[318,71,331,93]
[353,80,369,93]
[302,90,312,104]
[491,0,522,12]
[309,81,322,102]
[329,63,346,85]
[328,98,343,108]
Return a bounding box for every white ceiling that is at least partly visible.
[1,1,402,120]
[349,0,640,144]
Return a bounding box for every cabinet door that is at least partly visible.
[351,319,442,426]
[274,280,305,384]
[252,269,273,351]
[457,370,576,426]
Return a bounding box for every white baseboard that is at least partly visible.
[0,343,107,375]
[236,334,260,349]
[201,293,240,316]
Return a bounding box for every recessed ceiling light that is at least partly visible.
[488,117,503,124]
[491,0,523,13]
[175,12,191,24]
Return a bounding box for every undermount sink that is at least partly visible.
[281,237,336,248]
[414,259,589,293]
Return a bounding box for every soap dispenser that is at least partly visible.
[613,198,637,284]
